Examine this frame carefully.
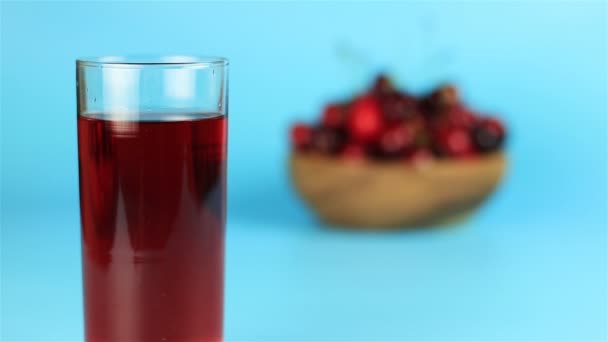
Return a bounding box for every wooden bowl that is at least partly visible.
[290,152,507,229]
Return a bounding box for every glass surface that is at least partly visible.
[76,55,228,342]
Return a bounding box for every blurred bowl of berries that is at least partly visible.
[289,75,507,228]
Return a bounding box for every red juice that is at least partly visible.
[77,113,227,342]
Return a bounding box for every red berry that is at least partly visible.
[381,93,419,122]
[447,106,477,129]
[408,148,435,168]
[428,105,476,132]
[378,122,416,157]
[290,123,313,150]
[472,117,506,153]
[434,127,476,157]
[322,104,345,129]
[348,95,384,143]
[311,127,344,155]
[341,143,367,160]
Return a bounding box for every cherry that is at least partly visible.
[421,84,460,115]
[347,95,384,143]
[472,117,506,153]
[429,105,477,131]
[447,106,477,129]
[408,148,434,168]
[381,93,419,122]
[311,127,344,155]
[371,74,395,96]
[341,143,367,160]
[378,122,417,157]
[434,127,476,157]
[290,75,506,161]
[433,84,459,107]
[290,123,313,150]
[322,103,346,129]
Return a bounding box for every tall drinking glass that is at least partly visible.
[76,56,228,342]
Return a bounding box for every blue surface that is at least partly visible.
[1,2,606,341]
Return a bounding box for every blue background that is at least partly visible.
[1,1,606,341]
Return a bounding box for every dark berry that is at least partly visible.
[322,103,346,129]
[427,105,475,132]
[434,84,459,107]
[447,106,477,129]
[381,93,419,122]
[290,123,313,150]
[371,74,395,96]
[421,83,460,115]
[434,127,476,158]
[311,127,344,155]
[472,117,506,153]
[348,95,384,143]
[378,122,417,157]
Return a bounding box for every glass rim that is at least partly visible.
[76,55,229,68]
